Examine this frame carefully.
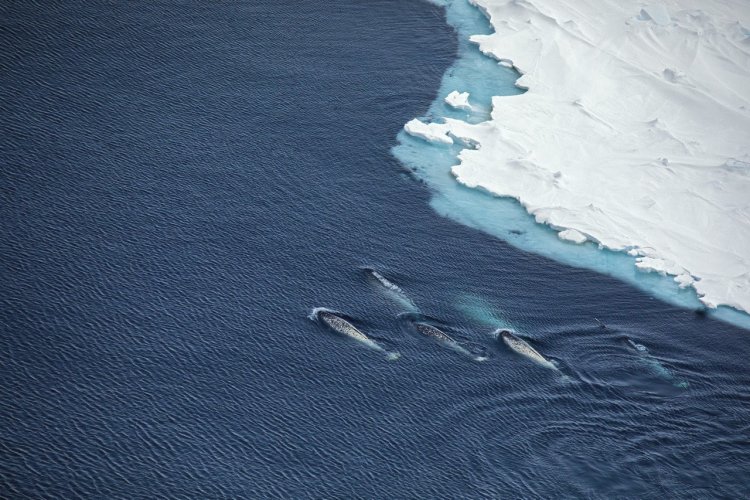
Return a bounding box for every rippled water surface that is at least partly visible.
[2,1,749,498]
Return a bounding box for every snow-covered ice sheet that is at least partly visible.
[406,0,750,315]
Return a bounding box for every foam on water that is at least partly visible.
[365,268,419,312]
[308,306,342,321]
[392,0,750,331]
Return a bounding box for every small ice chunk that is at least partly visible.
[445,90,472,111]
[635,256,687,278]
[558,228,587,244]
[404,119,453,145]
[674,273,695,288]
[639,5,671,26]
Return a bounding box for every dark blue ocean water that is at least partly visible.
[2,1,749,498]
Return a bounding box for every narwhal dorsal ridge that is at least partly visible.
[317,310,370,343]
[499,329,557,370]
[414,322,454,343]
[311,308,401,361]
[414,321,487,361]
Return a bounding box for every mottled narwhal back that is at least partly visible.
[499,329,557,370]
[317,310,369,342]
[414,321,488,361]
[310,307,401,361]
[414,322,453,343]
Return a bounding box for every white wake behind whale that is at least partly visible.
[366,269,419,312]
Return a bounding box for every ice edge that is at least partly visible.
[404,0,750,323]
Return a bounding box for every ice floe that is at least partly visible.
[445,90,473,110]
[407,0,750,315]
[404,118,453,144]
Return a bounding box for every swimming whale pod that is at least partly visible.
[498,329,557,370]
[310,308,401,360]
[414,322,487,361]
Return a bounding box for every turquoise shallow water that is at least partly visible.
[393,0,750,330]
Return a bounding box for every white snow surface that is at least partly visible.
[558,228,588,244]
[445,90,473,110]
[404,118,454,144]
[413,0,750,313]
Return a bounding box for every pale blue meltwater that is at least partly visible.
[392,0,750,330]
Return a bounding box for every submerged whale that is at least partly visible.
[414,322,487,361]
[455,293,507,329]
[365,268,418,312]
[498,330,557,370]
[311,308,400,360]
[626,338,688,389]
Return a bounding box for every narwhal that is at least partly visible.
[498,329,557,370]
[414,322,487,361]
[311,308,400,360]
[626,338,688,389]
